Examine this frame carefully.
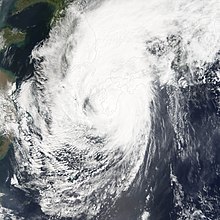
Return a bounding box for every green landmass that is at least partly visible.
[0,68,16,88]
[1,27,26,47]
[1,0,68,49]
[14,0,65,15]
[0,136,11,160]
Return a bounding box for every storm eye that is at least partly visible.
[83,97,94,114]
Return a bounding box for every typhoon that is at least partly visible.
[1,0,220,219]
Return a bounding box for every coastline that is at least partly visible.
[0,68,15,88]
[0,136,11,160]
[13,0,65,15]
[0,0,65,159]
